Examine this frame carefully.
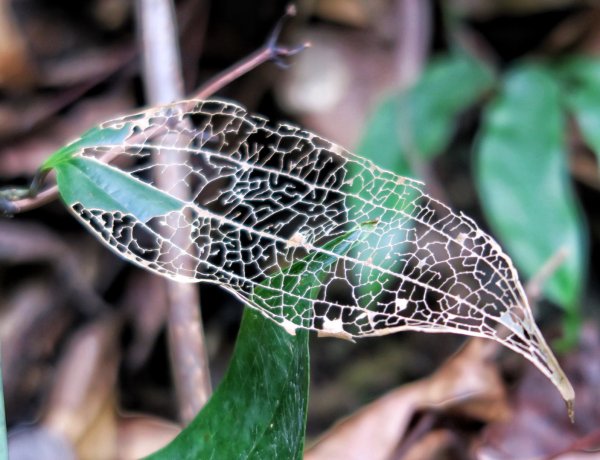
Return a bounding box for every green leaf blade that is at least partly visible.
[41,124,133,171]
[0,349,6,460]
[54,157,185,223]
[148,309,309,460]
[147,228,361,459]
[357,52,494,168]
[556,56,600,169]
[476,63,587,314]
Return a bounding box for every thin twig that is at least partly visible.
[543,428,600,460]
[195,4,308,99]
[136,0,211,424]
[395,0,431,90]
[526,246,569,309]
[394,0,447,202]
[3,6,307,215]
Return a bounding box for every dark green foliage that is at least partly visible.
[146,229,362,459]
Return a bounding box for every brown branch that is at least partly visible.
[136,0,211,424]
[137,1,306,425]
[526,246,569,309]
[3,5,307,215]
[395,0,431,90]
[393,0,448,203]
[194,4,308,100]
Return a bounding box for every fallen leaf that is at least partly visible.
[116,414,180,460]
[479,323,600,459]
[305,338,510,460]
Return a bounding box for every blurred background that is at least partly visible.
[1,0,600,458]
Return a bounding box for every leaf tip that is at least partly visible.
[567,398,575,424]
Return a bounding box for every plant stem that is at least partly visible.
[0,345,7,460]
[2,6,307,215]
[136,0,211,424]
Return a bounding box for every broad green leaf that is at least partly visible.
[357,52,494,169]
[44,99,574,410]
[41,124,132,171]
[555,56,600,169]
[147,228,363,460]
[0,348,6,460]
[476,63,586,318]
[352,52,494,307]
[54,157,184,222]
[357,96,413,178]
[555,55,600,89]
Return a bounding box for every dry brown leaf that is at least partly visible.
[313,0,375,28]
[0,0,36,89]
[75,396,119,460]
[402,429,466,460]
[0,278,71,420]
[479,323,600,459]
[305,338,510,460]
[42,316,122,446]
[6,316,122,458]
[122,270,169,370]
[116,414,181,460]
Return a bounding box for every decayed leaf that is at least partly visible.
[116,414,180,460]
[42,99,573,413]
[7,316,122,460]
[479,323,600,459]
[305,338,510,460]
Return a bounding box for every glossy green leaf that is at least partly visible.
[353,52,494,303]
[476,63,586,314]
[53,157,184,223]
[147,228,363,460]
[357,52,494,169]
[41,124,132,171]
[555,56,600,169]
[555,55,600,88]
[0,348,6,460]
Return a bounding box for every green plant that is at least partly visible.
[359,50,595,347]
[0,349,6,460]
[0,9,583,458]
[0,95,569,455]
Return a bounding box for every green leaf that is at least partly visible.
[353,52,495,304]
[555,56,600,169]
[476,63,587,315]
[357,52,494,170]
[53,157,184,222]
[147,228,362,460]
[555,55,600,89]
[0,348,7,460]
[41,124,133,171]
[357,96,413,177]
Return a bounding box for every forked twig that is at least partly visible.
[196,4,308,96]
[526,246,569,307]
